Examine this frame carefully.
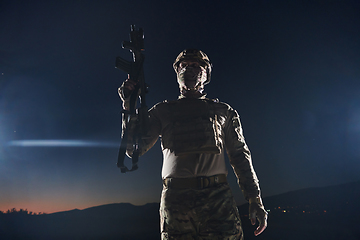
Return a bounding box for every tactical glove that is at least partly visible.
[118,77,138,110]
[249,196,268,236]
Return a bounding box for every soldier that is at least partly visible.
[119,49,267,240]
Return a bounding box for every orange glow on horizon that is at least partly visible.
[0,196,156,214]
[0,200,119,214]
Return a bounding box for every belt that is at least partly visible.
[163,174,227,189]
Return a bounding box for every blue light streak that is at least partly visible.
[7,140,119,148]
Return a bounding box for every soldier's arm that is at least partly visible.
[224,108,260,199]
[118,80,161,157]
[224,107,267,236]
[118,77,137,110]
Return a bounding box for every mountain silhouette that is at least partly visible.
[238,180,360,240]
[1,181,359,240]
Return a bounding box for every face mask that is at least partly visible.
[177,65,207,92]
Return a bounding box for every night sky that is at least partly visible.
[1,0,360,214]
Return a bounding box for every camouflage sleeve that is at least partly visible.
[122,104,161,158]
[224,108,260,200]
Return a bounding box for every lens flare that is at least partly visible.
[7,140,119,148]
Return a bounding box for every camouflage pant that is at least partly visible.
[160,183,243,240]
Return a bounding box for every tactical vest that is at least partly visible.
[161,98,224,156]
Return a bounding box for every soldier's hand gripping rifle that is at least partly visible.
[115,25,148,173]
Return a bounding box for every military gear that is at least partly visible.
[163,174,227,190]
[177,64,208,92]
[122,97,260,200]
[115,25,148,173]
[162,98,222,156]
[119,44,267,237]
[121,96,266,237]
[160,183,243,240]
[249,196,268,235]
[173,49,212,85]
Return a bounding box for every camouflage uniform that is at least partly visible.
[160,183,243,240]
[120,96,260,239]
[119,49,266,239]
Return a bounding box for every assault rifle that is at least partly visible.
[115,25,148,173]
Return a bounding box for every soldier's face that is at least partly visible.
[177,59,207,91]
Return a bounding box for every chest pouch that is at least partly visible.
[165,100,222,156]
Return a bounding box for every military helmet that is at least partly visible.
[173,49,212,85]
